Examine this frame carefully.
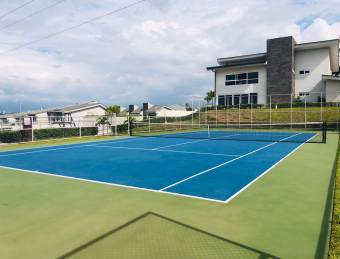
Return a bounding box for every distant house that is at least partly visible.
[0,101,107,131]
[128,105,143,116]
[134,103,195,118]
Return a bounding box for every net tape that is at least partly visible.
[130,121,327,143]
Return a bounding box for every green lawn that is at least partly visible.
[0,134,338,258]
[329,139,340,259]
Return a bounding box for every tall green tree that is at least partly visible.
[204,90,215,106]
[106,105,120,115]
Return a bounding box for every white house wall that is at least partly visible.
[325,80,340,102]
[294,48,332,101]
[215,65,267,105]
[155,109,195,117]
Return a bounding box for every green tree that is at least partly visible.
[204,90,215,106]
[204,90,215,105]
[106,105,120,115]
[96,116,111,134]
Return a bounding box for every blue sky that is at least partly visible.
[0,0,339,112]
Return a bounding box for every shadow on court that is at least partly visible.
[58,212,280,259]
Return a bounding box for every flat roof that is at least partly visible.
[322,75,340,81]
[208,37,339,72]
[296,38,339,72]
[207,62,266,71]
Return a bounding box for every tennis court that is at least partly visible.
[0,122,326,202]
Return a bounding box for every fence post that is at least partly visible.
[148,116,151,133]
[304,96,307,128]
[320,92,323,122]
[127,115,130,136]
[215,103,218,126]
[290,94,293,127]
[79,119,82,138]
[238,102,241,128]
[30,116,34,142]
[198,99,201,126]
[191,97,194,126]
[250,100,253,128]
[337,95,339,130]
[269,95,272,127]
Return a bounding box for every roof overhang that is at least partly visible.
[207,62,266,72]
[61,104,107,114]
[207,53,267,71]
[217,53,267,65]
[295,39,339,72]
[322,74,340,82]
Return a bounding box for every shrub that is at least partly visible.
[34,127,97,140]
[0,130,25,143]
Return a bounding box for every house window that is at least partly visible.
[236,73,247,85]
[226,95,232,107]
[241,94,249,105]
[218,95,233,106]
[225,74,236,85]
[218,95,225,106]
[250,93,258,105]
[234,95,240,106]
[299,70,310,75]
[225,72,259,86]
[247,72,259,84]
[299,92,310,97]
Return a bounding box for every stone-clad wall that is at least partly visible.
[266,36,296,104]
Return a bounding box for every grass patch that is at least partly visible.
[0,134,129,152]
[329,135,340,258]
[0,134,337,258]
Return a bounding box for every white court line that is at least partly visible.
[160,133,303,191]
[0,165,226,204]
[223,133,316,203]
[0,132,311,204]
[91,145,239,157]
[0,137,152,157]
[151,133,241,150]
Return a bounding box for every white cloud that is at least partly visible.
[0,0,339,112]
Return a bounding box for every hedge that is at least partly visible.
[0,127,98,143]
[0,130,26,143]
[34,127,98,140]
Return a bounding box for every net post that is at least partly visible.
[322,122,327,143]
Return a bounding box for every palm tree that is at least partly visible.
[204,90,215,106]
[106,105,120,115]
[96,116,111,135]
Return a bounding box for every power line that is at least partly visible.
[0,0,36,21]
[0,0,67,31]
[0,0,147,55]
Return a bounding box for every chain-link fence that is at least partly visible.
[187,92,339,130]
[0,114,131,144]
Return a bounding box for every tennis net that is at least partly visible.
[130,121,327,143]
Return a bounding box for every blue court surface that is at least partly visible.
[0,131,315,203]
